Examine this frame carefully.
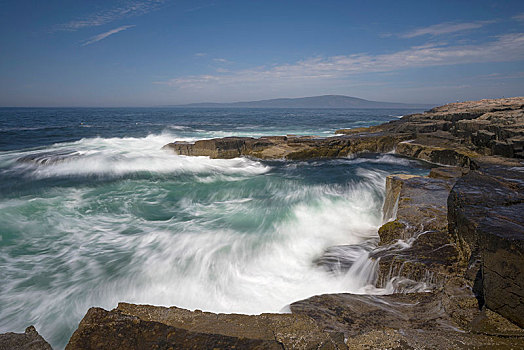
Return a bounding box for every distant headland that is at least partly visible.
[170,95,433,109]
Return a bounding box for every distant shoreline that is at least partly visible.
[167,94,432,109]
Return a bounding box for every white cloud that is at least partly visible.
[57,0,165,31]
[82,25,135,46]
[195,52,207,57]
[400,20,494,38]
[213,58,230,63]
[156,33,524,91]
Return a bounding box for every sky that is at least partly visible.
[0,0,523,107]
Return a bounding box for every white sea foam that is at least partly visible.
[0,131,417,348]
[7,132,270,178]
[0,159,387,348]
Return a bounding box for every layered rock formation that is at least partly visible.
[164,97,524,166]
[448,165,524,327]
[163,133,411,160]
[369,172,462,290]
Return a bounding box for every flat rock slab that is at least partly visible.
[66,304,345,350]
[290,289,524,350]
[163,133,413,160]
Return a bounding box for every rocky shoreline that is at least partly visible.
[3,97,523,349]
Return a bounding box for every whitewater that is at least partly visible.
[0,107,430,348]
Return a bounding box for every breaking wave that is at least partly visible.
[0,129,429,348]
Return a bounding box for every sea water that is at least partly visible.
[0,107,430,348]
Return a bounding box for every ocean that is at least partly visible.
[0,107,431,348]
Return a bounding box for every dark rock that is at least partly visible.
[491,140,514,158]
[380,174,455,241]
[371,174,463,288]
[395,141,477,168]
[371,230,461,289]
[290,284,524,349]
[66,307,284,350]
[163,133,413,160]
[448,166,524,327]
[0,326,52,350]
[376,220,406,246]
[315,239,377,273]
[66,304,345,350]
[471,130,496,149]
[428,166,467,180]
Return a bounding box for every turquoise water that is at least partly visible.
[0,108,430,348]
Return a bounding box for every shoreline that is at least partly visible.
[3,97,523,349]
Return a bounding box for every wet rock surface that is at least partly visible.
[290,282,524,349]
[66,304,345,350]
[314,239,377,274]
[0,326,52,350]
[448,165,524,327]
[370,172,462,289]
[163,133,412,160]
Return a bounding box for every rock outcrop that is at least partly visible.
[370,171,462,289]
[63,289,524,350]
[163,133,412,160]
[402,98,524,159]
[448,165,524,327]
[290,285,524,349]
[163,97,524,167]
[303,158,524,348]
[66,303,345,349]
[0,326,52,350]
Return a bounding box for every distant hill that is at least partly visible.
[174,95,432,109]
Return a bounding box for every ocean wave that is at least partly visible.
[0,165,388,347]
[167,125,191,130]
[4,133,270,178]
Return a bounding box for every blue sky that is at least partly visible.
[1,0,523,106]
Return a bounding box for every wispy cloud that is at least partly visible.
[82,25,135,46]
[213,58,230,63]
[475,71,524,80]
[184,3,216,13]
[195,52,207,57]
[513,13,524,22]
[156,33,524,90]
[57,0,165,31]
[400,20,495,38]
